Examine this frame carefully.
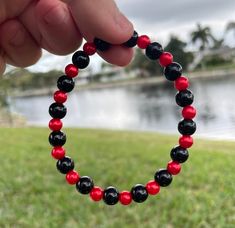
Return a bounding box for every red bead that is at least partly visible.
[182,106,197,119]
[49,118,63,131]
[83,42,97,55]
[65,64,79,78]
[146,180,160,195]
[179,135,194,148]
[167,161,181,175]
[159,52,173,67]
[137,35,151,49]
[119,191,132,205]
[174,76,189,91]
[51,147,65,159]
[54,90,67,103]
[66,170,80,185]
[90,186,103,201]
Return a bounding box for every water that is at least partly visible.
[11,75,235,140]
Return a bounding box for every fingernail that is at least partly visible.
[44,5,67,26]
[10,28,25,46]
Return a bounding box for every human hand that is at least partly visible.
[0,0,134,74]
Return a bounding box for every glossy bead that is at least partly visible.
[164,62,182,81]
[49,103,67,119]
[146,180,160,195]
[176,90,194,107]
[159,52,173,67]
[49,131,66,146]
[131,184,148,203]
[179,135,194,148]
[65,64,79,78]
[154,169,173,187]
[145,42,163,60]
[94,38,110,51]
[167,161,181,175]
[57,75,75,93]
[56,156,74,174]
[83,42,97,55]
[53,90,67,103]
[123,31,138,47]
[178,119,196,135]
[137,35,151,49]
[72,51,90,69]
[90,186,103,202]
[174,76,189,91]
[49,119,63,131]
[51,147,65,160]
[170,146,189,163]
[119,191,132,205]
[76,176,94,194]
[103,186,119,205]
[66,170,80,185]
[182,106,197,119]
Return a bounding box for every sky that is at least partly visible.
[24,0,235,73]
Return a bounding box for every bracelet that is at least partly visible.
[48,30,197,206]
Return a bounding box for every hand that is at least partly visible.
[0,0,134,74]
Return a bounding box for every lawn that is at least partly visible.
[0,128,234,228]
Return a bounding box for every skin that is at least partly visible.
[0,0,134,75]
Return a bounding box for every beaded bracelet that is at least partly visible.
[48,30,197,206]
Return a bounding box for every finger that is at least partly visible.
[0,54,6,76]
[0,19,41,68]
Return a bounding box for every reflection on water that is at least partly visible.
[11,75,235,140]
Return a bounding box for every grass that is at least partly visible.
[0,127,234,228]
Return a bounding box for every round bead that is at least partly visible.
[123,30,138,48]
[49,119,63,131]
[154,169,173,187]
[72,51,90,69]
[51,147,65,160]
[176,90,194,107]
[94,38,110,51]
[53,91,67,103]
[159,52,173,67]
[167,161,181,175]
[90,186,103,202]
[146,180,160,195]
[103,186,119,205]
[164,62,182,81]
[170,146,189,163]
[179,135,194,148]
[178,119,196,135]
[65,64,79,78]
[145,42,163,60]
[76,176,94,194]
[49,131,66,147]
[83,42,97,55]
[137,35,151,49]
[56,156,74,174]
[119,191,132,205]
[57,75,75,93]
[66,170,80,185]
[182,106,197,119]
[49,103,67,119]
[174,76,189,91]
[131,184,148,203]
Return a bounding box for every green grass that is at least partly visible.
[0,128,234,228]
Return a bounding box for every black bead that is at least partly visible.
[76,176,94,194]
[56,156,74,174]
[154,169,172,187]
[176,89,194,107]
[103,186,119,205]
[131,184,148,203]
[49,131,66,146]
[57,75,75,93]
[164,62,182,81]
[145,42,163,60]
[72,51,90,69]
[94,38,111,51]
[123,31,138,48]
[170,146,189,163]
[49,103,67,119]
[178,119,196,135]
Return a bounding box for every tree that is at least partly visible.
[226,21,235,36]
